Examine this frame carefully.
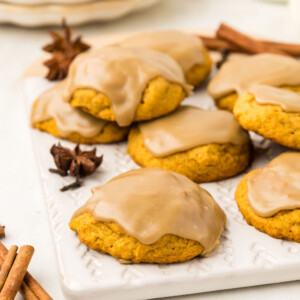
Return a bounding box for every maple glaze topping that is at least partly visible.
[138,106,249,157]
[31,82,107,137]
[118,30,205,72]
[247,152,300,217]
[63,46,191,127]
[72,168,226,254]
[208,53,300,99]
[249,84,300,112]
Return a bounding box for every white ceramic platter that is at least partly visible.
[0,0,162,27]
[22,73,300,300]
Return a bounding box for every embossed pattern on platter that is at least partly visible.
[24,78,300,299]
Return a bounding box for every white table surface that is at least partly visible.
[0,0,300,299]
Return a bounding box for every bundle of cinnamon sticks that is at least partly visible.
[0,242,51,300]
[199,23,300,57]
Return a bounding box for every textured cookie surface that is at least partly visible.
[185,49,212,86]
[33,118,128,144]
[70,213,204,264]
[127,127,252,183]
[214,92,238,112]
[233,87,300,150]
[214,86,300,113]
[235,170,300,242]
[69,76,186,123]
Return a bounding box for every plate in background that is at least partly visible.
[0,0,162,27]
[1,0,105,4]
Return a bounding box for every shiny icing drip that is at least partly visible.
[118,30,205,72]
[249,84,300,112]
[247,152,300,217]
[208,53,300,99]
[63,46,191,127]
[31,82,107,138]
[72,168,226,255]
[138,106,249,157]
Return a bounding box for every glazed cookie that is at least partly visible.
[70,168,226,263]
[235,152,300,242]
[63,46,191,127]
[31,82,128,144]
[208,53,300,111]
[118,30,212,86]
[233,84,300,149]
[127,106,252,182]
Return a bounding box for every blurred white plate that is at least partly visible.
[1,0,103,4]
[0,0,162,27]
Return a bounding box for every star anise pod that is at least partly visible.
[43,19,90,81]
[44,52,73,81]
[49,143,103,191]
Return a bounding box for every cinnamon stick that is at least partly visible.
[0,246,18,291]
[0,227,5,240]
[199,34,300,57]
[23,273,51,300]
[261,40,300,56]
[198,35,245,52]
[0,242,52,300]
[19,284,39,300]
[216,23,289,56]
[0,245,34,300]
[0,254,37,300]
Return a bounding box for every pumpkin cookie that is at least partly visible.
[208,53,300,111]
[127,106,252,182]
[31,82,128,144]
[119,30,212,86]
[233,84,300,150]
[70,168,226,263]
[235,152,300,242]
[63,47,191,127]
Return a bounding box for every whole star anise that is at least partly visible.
[49,143,103,191]
[44,52,73,81]
[43,19,90,81]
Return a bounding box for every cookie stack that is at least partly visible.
[32,30,254,183]
[208,53,300,243]
[31,30,300,263]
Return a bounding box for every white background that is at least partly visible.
[0,0,300,299]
